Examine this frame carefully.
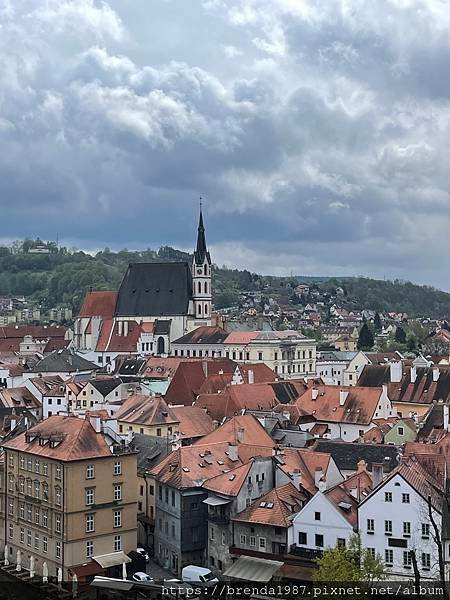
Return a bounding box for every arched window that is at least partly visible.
[204,304,208,315]
[198,304,202,315]
[204,282,208,294]
[198,282,201,294]
[204,264,208,275]
[157,337,165,355]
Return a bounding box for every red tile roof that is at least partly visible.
[193,414,275,449]
[171,406,215,439]
[233,483,305,527]
[203,462,253,496]
[3,415,112,461]
[224,332,259,345]
[195,382,280,421]
[78,291,118,318]
[116,394,178,426]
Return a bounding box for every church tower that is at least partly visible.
[192,206,212,322]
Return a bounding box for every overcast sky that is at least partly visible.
[1,0,450,288]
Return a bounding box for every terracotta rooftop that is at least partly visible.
[171,405,215,439]
[274,448,333,495]
[116,394,178,427]
[78,291,118,319]
[233,483,306,527]
[193,414,275,449]
[203,462,253,496]
[172,326,229,345]
[3,415,112,461]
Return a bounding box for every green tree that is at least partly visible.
[315,535,385,584]
[357,323,374,350]
[395,326,407,344]
[374,312,382,331]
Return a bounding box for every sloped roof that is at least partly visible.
[193,414,275,448]
[173,326,228,345]
[130,433,172,475]
[78,291,118,318]
[312,439,400,472]
[116,394,178,426]
[32,349,97,373]
[274,448,332,495]
[3,415,112,461]
[203,462,252,496]
[95,320,142,353]
[115,262,193,317]
[0,387,41,409]
[171,406,215,439]
[90,378,122,396]
[233,482,306,527]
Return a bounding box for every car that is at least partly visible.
[136,547,150,563]
[181,565,218,586]
[132,572,154,583]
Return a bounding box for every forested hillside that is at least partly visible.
[0,241,449,318]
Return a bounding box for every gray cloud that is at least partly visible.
[0,0,449,289]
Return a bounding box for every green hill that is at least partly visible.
[0,241,449,319]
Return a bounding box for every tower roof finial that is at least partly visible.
[194,197,210,265]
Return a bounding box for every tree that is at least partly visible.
[374,312,382,331]
[315,534,385,584]
[407,335,417,352]
[357,323,374,350]
[395,326,407,344]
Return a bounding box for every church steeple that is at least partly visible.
[192,201,212,323]
[194,200,211,265]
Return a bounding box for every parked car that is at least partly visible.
[136,547,150,563]
[132,572,153,582]
[181,566,218,586]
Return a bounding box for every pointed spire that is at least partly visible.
[194,198,211,264]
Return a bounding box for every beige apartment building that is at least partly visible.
[2,415,138,578]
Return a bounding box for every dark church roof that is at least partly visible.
[114,262,193,317]
[194,209,211,265]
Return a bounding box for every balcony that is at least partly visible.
[289,545,323,560]
[208,513,230,525]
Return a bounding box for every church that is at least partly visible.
[74,210,214,364]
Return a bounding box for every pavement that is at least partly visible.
[146,557,175,582]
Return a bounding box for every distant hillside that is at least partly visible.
[0,241,449,319]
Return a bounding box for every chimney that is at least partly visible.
[433,367,440,382]
[311,388,319,401]
[237,427,245,443]
[123,321,129,337]
[339,389,348,406]
[389,361,402,383]
[444,405,449,432]
[318,478,326,493]
[371,463,384,487]
[89,415,102,433]
[228,443,239,462]
[410,366,417,384]
[202,361,208,377]
[248,369,254,385]
[314,467,323,487]
[291,469,302,490]
[357,459,367,473]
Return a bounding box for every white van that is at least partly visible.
[181,565,219,586]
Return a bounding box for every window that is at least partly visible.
[368,548,376,558]
[150,485,154,496]
[298,532,307,545]
[27,478,32,495]
[337,538,346,549]
[86,464,95,480]
[27,504,32,521]
[157,428,162,437]
[35,460,40,474]
[20,528,24,544]
[34,533,39,550]
[27,529,32,546]
[20,504,24,519]
[385,520,392,534]
[403,522,411,536]
[258,352,263,361]
[20,456,25,469]
[55,486,61,506]
[114,535,122,552]
[85,513,95,533]
[42,482,49,501]
[43,463,48,476]
[34,507,39,524]
[85,488,95,506]
[8,474,14,492]
[86,541,94,558]
[314,511,321,521]
[259,537,266,550]
[403,551,412,567]
[114,484,122,501]
[114,510,122,528]
[42,510,48,528]
[56,541,61,559]
[55,465,61,480]
[422,523,430,538]
[34,480,40,498]
[55,513,61,533]
[8,524,13,539]
[315,534,324,548]
[367,519,375,533]
[249,536,256,547]
[27,458,32,471]
[422,553,431,569]
[171,490,175,507]
[398,426,404,436]
[402,493,410,504]
[114,461,121,475]
[240,534,246,545]
[8,501,13,516]
[43,536,48,554]
[210,527,214,541]
[385,492,392,502]
[385,549,393,565]
[19,478,24,494]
